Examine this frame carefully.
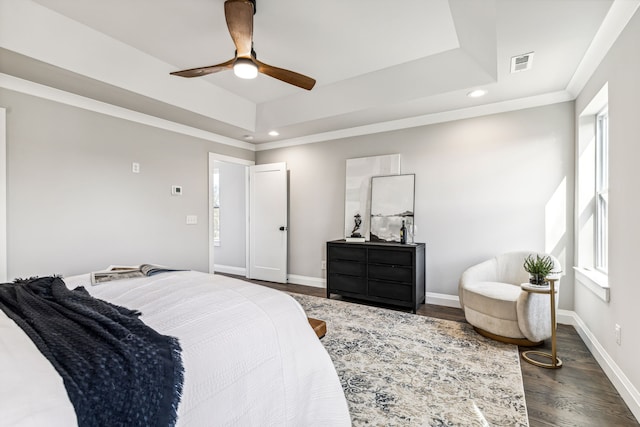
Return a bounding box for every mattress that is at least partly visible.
[0,270,350,426]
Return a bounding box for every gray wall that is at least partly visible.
[1,88,254,278]
[257,102,575,309]
[574,8,640,399]
[213,160,247,269]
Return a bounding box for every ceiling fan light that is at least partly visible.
[233,58,258,79]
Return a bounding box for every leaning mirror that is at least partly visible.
[370,174,415,243]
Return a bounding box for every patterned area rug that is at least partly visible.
[290,294,529,427]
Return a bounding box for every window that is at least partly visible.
[575,84,609,301]
[595,108,608,273]
[213,168,220,246]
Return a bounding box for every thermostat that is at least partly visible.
[171,185,182,196]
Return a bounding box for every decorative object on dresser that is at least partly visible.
[369,174,415,243]
[346,213,366,242]
[350,213,362,237]
[326,240,425,313]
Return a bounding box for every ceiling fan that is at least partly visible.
[170,0,316,90]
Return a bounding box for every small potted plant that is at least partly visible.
[523,254,555,286]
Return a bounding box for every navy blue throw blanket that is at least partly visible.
[0,276,184,427]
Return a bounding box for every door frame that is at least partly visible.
[0,108,6,282]
[208,152,254,275]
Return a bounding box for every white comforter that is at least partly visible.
[0,271,350,426]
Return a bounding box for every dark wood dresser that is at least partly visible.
[326,240,426,313]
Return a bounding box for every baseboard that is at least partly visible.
[565,311,640,422]
[213,264,246,276]
[556,309,576,326]
[287,274,326,288]
[426,292,461,308]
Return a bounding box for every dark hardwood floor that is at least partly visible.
[221,274,639,426]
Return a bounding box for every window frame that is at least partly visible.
[595,107,608,273]
[212,168,221,247]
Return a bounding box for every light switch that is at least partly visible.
[186,215,198,225]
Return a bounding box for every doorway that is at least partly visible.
[208,153,288,283]
[208,153,253,275]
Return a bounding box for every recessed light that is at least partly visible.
[268,130,279,137]
[467,89,487,98]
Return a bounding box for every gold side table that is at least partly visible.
[521,279,562,369]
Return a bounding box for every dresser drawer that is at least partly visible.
[368,248,413,266]
[368,280,413,302]
[326,240,425,313]
[329,274,366,294]
[328,245,366,262]
[368,264,413,283]
[330,260,366,277]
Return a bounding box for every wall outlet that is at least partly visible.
[132,162,140,173]
[615,324,621,345]
[321,260,326,270]
[186,215,197,225]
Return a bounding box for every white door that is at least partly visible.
[249,162,288,283]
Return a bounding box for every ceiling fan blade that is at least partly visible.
[170,58,235,78]
[255,59,316,90]
[225,0,254,57]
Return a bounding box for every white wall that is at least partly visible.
[257,102,575,309]
[574,8,640,409]
[0,88,254,278]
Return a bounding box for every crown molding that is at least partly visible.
[0,73,255,152]
[255,90,573,151]
[566,0,640,97]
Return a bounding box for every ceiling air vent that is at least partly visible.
[510,52,534,73]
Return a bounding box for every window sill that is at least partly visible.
[574,267,610,302]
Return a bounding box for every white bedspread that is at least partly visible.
[0,271,350,426]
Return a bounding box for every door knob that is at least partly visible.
[279,226,288,231]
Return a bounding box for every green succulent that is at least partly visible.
[523,254,555,278]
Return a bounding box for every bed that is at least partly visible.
[0,270,350,426]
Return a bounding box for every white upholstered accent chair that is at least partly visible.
[458,252,562,346]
